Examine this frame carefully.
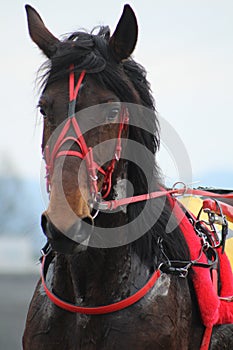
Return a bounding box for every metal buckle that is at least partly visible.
[90,192,110,213]
[158,262,190,279]
[115,152,119,161]
[178,267,189,279]
[92,201,109,211]
[219,295,233,302]
[40,242,52,257]
[90,174,98,181]
[172,182,187,196]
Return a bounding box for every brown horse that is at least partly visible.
[23,4,233,349]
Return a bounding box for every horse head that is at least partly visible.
[25,5,149,252]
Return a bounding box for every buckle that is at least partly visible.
[158,261,191,279]
[40,242,52,257]
[178,267,189,279]
[92,201,110,211]
[89,192,110,212]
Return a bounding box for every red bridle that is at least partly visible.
[44,64,129,199]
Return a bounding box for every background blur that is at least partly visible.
[0,1,232,349]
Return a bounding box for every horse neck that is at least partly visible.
[59,234,151,306]
[52,161,155,304]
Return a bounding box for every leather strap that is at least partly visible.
[94,188,233,214]
[41,253,161,314]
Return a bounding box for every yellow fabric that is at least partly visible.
[179,196,233,270]
[226,238,233,268]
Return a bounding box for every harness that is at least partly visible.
[40,191,233,350]
[40,197,220,313]
[41,66,233,349]
[41,191,231,312]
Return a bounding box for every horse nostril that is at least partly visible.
[41,212,92,246]
[41,212,61,240]
[82,215,94,227]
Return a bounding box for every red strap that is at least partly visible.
[203,198,233,223]
[41,255,161,314]
[69,64,86,101]
[212,269,218,295]
[71,116,89,156]
[100,189,178,209]
[50,118,72,171]
[186,189,233,199]
[200,326,213,350]
[56,150,84,160]
[101,107,129,198]
[98,188,233,211]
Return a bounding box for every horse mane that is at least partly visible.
[39,27,190,267]
[39,27,155,108]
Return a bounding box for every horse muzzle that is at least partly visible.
[41,212,92,254]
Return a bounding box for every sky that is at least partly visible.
[1,0,233,189]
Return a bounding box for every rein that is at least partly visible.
[94,187,233,211]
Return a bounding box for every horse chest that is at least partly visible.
[24,275,192,350]
[71,275,191,350]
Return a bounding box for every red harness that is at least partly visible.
[41,66,233,349]
[41,187,233,316]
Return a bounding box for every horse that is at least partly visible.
[23,4,233,349]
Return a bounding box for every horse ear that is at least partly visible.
[109,4,138,61]
[25,4,59,58]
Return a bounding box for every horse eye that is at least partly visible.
[107,108,120,122]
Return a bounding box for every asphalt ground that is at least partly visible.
[0,273,39,350]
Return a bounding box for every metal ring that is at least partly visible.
[90,174,98,181]
[115,153,119,161]
[91,210,99,220]
[172,181,187,196]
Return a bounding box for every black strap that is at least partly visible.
[40,242,55,280]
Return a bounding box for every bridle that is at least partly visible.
[44,64,129,203]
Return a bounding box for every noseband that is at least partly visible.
[44,64,129,201]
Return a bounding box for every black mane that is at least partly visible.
[40,27,155,110]
[39,27,190,267]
